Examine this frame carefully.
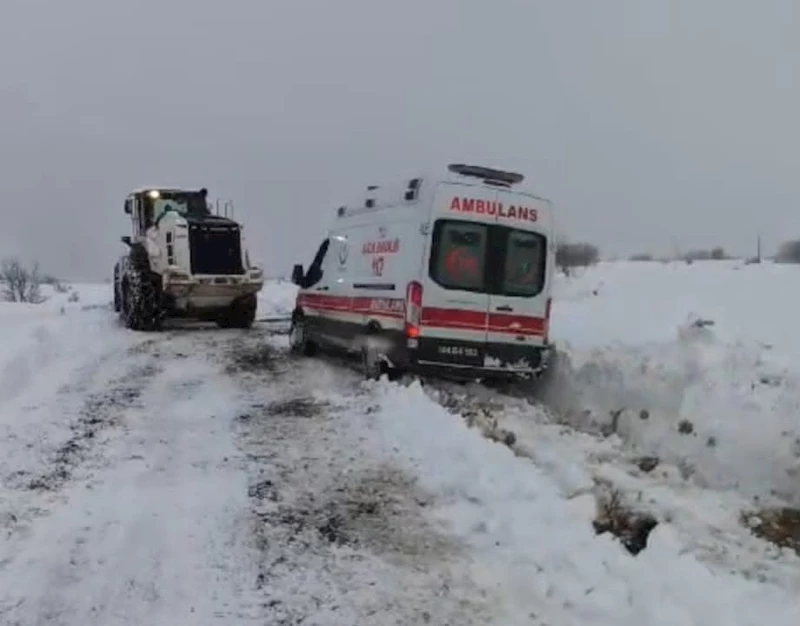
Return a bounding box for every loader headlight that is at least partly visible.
[148,189,160,198]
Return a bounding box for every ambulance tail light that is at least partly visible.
[404,280,423,338]
[544,297,552,343]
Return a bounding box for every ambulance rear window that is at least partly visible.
[429,219,548,296]
[430,221,488,291]
[501,230,546,297]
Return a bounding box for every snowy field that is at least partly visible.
[1,262,800,624]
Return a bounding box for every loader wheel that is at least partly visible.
[289,315,316,356]
[122,270,163,331]
[217,294,257,329]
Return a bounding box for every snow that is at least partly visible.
[0,346,260,624]
[2,263,800,624]
[256,278,297,319]
[370,380,800,624]
[548,260,800,503]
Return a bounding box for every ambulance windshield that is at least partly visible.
[429,220,546,297]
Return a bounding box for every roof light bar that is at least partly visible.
[447,163,524,185]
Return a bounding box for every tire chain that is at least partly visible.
[123,269,165,331]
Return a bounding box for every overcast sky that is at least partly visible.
[1,0,798,279]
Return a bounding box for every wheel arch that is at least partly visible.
[365,319,383,334]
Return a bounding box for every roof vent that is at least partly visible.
[447,163,524,186]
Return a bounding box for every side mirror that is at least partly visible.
[121,236,132,246]
[291,264,304,285]
[124,200,131,214]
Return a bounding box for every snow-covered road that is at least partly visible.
[2,265,800,624]
[0,300,498,624]
[0,320,259,624]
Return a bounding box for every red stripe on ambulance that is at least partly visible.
[421,306,546,336]
[297,294,545,336]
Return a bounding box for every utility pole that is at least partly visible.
[757,233,762,262]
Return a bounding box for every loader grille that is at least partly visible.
[188,223,245,275]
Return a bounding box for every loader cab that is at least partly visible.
[124,188,211,236]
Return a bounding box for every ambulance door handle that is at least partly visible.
[495,305,513,312]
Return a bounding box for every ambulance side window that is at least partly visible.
[304,238,330,288]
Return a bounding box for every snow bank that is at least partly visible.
[257,279,297,318]
[547,260,800,502]
[0,282,113,406]
[369,380,800,626]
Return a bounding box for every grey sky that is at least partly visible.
[1,0,798,279]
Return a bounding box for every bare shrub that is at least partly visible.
[742,507,800,555]
[1,257,45,303]
[593,486,658,556]
[629,253,654,262]
[40,274,68,293]
[775,239,800,264]
[683,247,728,262]
[556,241,600,275]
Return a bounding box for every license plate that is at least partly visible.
[416,338,484,366]
[437,344,481,358]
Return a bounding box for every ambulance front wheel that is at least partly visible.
[289,315,316,357]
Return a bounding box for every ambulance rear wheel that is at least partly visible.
[289,315,316,356]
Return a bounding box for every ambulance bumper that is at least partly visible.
[392,336,551,381]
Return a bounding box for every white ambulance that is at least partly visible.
[288,163,556,381]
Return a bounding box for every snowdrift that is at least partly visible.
[546,260,800,504]
[257,279,297,319]
[0,283,113,406]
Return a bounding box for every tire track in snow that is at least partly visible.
[0,331,263,625]
[1,333,164,546]
[225,335,501,625]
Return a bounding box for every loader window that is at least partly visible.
[153,198,187,224]
[142,192,211,224]
[429,220,488,292]
[500,229,546,297]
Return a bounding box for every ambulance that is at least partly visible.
[288,163,556,381]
